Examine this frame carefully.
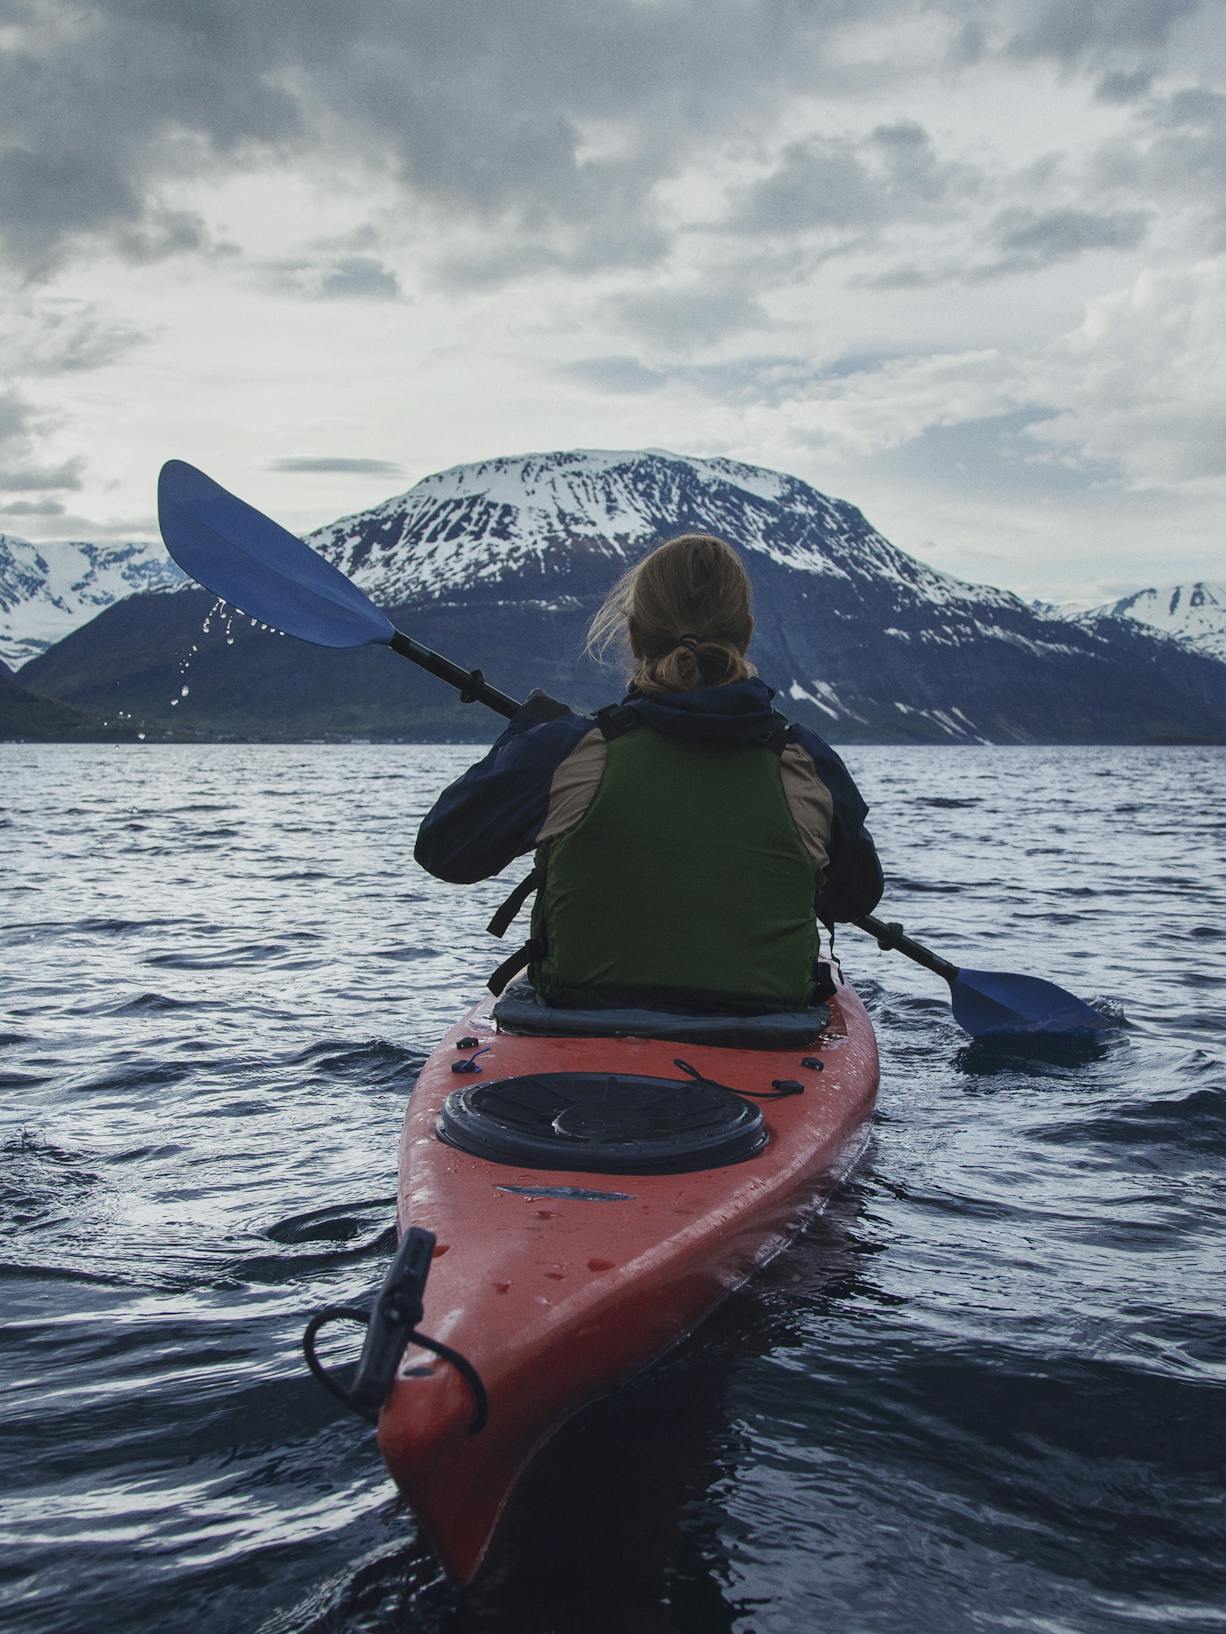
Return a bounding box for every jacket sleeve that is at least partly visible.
[788,724,884,924]
[414,695,594,884]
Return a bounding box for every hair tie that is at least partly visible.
[675,634,701,652]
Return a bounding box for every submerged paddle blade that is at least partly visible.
[950,968,1118,1038]
[158,459,395,649]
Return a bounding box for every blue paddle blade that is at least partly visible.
[157,459,395,649]
[950,968,1118,1038]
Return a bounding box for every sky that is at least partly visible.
[1,0,1224,604]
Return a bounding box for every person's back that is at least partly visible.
[415,532,883,1012]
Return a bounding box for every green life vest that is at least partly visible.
[529,721,819,1011]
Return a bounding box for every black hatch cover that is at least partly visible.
[437,1071,766,1175]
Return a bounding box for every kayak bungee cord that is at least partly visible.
[301,1227,488,1433]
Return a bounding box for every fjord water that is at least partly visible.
[2,742,1223,1634]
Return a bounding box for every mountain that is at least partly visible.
[1079,582,1226,665]
[18,450,1226,744]
[0,667,134,741]
[0,532,185,668]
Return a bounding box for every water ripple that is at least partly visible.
[0,741,1222,1634]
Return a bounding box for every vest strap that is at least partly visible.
[487,868,539,939]
[595,703,641,741]
[487,939,541,996]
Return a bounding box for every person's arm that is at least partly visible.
[414,692,592,883]
[788,724,884,923]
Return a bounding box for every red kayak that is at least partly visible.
[370,972,880,1583]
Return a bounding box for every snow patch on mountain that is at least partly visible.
[0,534,185,668]
[306,447,1025,620]
[1082,582,1226,664]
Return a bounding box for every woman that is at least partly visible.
[415,532,882,1014]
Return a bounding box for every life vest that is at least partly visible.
[527,712,820,1011]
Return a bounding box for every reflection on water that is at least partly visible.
[2,742,1224,1634]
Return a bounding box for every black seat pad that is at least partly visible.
[491,980,829,1050]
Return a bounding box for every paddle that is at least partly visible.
[158,458,1117,1039]
[157,460,518,719]
[854,913,1115,1037]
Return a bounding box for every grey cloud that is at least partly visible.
[432,215,672,292]
[0,2,301,276]
[266,255,403,300]
[319,257,402,300]
[1152,85,1226,126]
[0,457,85,492]
[610,285,769,350]
[855,198,1151,291]
[3,304,147,375]
[557,357,667,394]
[973,206,1150,277]
[947,19,989,66]
[723,121,979,239]
[0,392,27,441]
[1087,86,1226,246]
[1006,0,1202,67]
[0,389,84,492]
[1095,67,1156,101]
[856,262,947,290]
[114,208,216,266]
[267,457,405,475]
[0,497,65,516]
[0,0,911,281]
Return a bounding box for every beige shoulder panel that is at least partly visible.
[536,727,609,843]
[779,741,833,878]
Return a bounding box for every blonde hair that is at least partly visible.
[587,532,756,692]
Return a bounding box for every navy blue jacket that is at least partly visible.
[415,678,883,925]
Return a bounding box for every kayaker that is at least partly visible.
[415,532,883,1013]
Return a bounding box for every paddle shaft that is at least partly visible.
[390,631,519,719]
[853,913,959,982]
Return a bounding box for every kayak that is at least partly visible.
[371,970,880,1584]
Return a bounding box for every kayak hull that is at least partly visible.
[377,978,879,1583]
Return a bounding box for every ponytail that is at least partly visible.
[587,533,755,693]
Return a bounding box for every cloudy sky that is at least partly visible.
[2,0,1224,601]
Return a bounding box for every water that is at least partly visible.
[2,743,1224,1634]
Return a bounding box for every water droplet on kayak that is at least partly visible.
[494,1281,511,1294]
[587,1258,615,1272]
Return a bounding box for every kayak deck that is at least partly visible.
[377,978,879,1583]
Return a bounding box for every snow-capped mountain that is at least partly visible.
[1081,583,1226,665]
[17,450,1226,744]
[308,448,1021,619]
[0,533,185,668]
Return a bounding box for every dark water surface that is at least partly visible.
[2,743,1224,1634]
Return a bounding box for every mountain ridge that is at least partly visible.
[0,532,185,668]
[15,449,1226,745]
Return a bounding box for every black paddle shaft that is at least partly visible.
[854,914,959,982]
[390,631,520,719]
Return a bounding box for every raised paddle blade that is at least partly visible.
[158,459,396,649]
[950,969,1118,1038]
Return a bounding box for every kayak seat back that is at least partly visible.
[491,979,829,1051]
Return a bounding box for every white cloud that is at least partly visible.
[1023,262,1226,487]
